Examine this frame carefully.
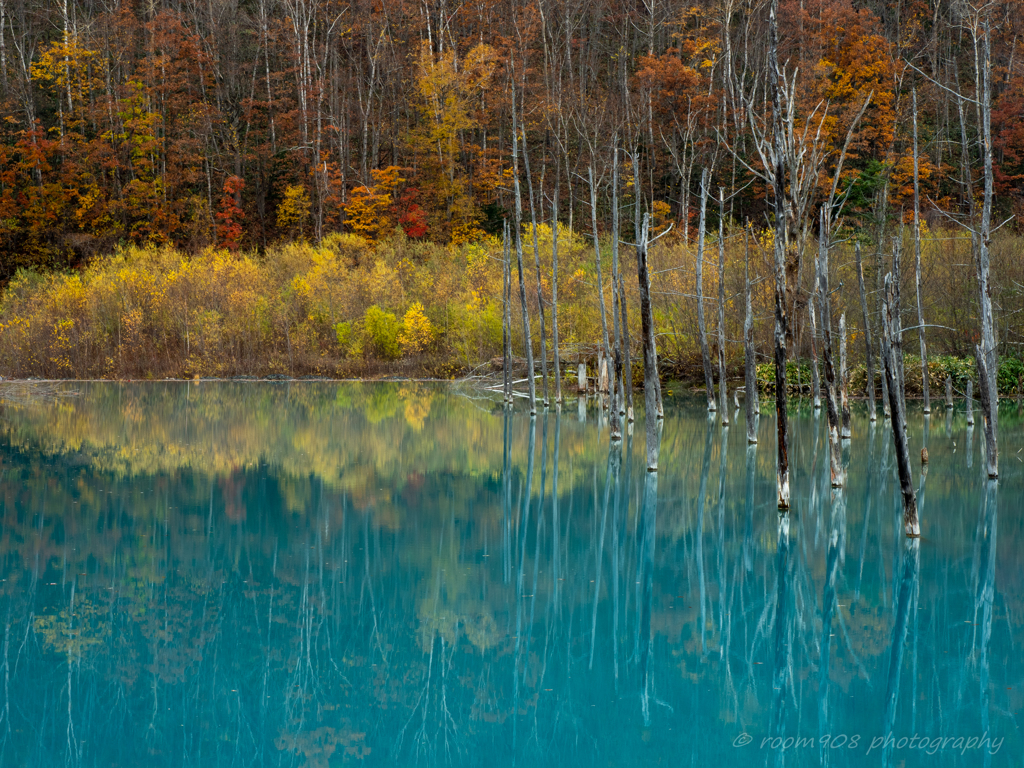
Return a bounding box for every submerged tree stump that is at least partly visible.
[598,353,609,395]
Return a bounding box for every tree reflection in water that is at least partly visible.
[0,382,1019,767]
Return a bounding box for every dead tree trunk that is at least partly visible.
[772,207,790,504]
[514,224,535,414]
[975,342,997,477]
[636,213,661,469]
[855,243,877,420]
[945,376,953,410]
[879,338,891,419]
[503,221,512,405]
[809,297,822,410]
[615,142,633,422]
[619,259,634,422]
[817,211,843,487]
[696,169,716,412]
[769,0,790,508]
[839,313,851,439]
[966,379,975,426]
[522,124,549,407]
[717,187,729,426]
[881,273,920,536]
[588,164,613,401]
[551,155,562,405]
[977,24,998,479]
[912,88,931,415]
[609,141,624,439]
[744,228,758,444]
[892,240,907,425]
[511,94,536,414]
[634,147,663,419]
[810,233,822,409]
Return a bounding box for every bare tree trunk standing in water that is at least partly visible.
[511,84,536,414]
[614,250,630,421]
[551,156,562,406]
[522,123,548,407]
[717,187,729,426]
[839,313,851,438]
[634,145,663,420]
[609,140,625,438]
[617,169,634,422]
[912,88,931,416]
[817,210,843,487]
[696,169,716,412]
[881,273,920,536]
[503,221,512,406]
[587,163,611,388]
[879,338,891,419]
[744,228,758,444]
[769,0,790,508]
[892,241,907,426]
[855,243,876,420]
[636,212,662,469]
[976,24,998,479]
[809,279,822,410]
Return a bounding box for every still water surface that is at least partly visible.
[0,382,1021,767]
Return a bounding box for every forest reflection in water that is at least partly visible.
[0,382,1021,767]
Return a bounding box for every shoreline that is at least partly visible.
[0,376,958,402]
[0,376,458,384]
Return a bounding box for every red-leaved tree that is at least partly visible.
[216,176,245,251]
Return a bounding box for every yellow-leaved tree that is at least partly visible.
[31,31,102,133]
[278,184,312,240]
[398,302,433,354]
[408,42,496,243]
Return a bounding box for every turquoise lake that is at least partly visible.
[0,382,1021,766]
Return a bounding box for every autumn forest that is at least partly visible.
[0,0,1022,382]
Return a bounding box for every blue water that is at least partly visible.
[0,382,1021,767]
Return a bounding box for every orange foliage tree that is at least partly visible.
[217,177,246,251]
[343,166,403,241]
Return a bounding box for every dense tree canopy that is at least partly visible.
[0,0,1019,280]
